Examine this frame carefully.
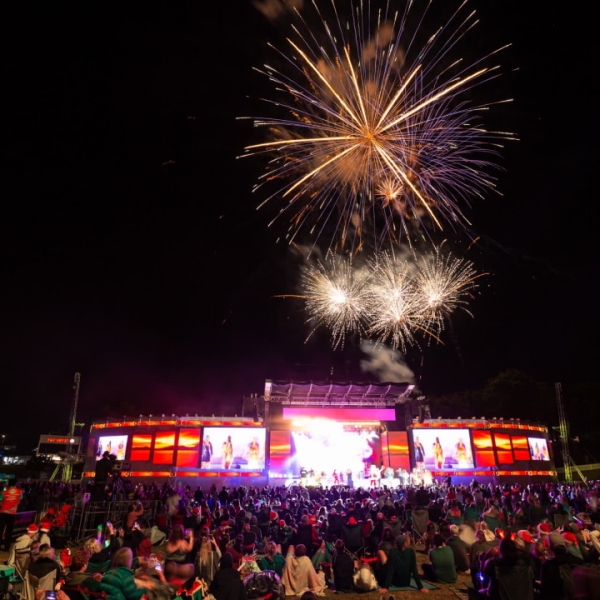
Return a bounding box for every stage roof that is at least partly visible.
[264,380,414,406]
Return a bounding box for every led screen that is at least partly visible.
[153,431,176,464]
[528,437,549,461]
[512,436,530,461]
[287,422,380,478]
[202,427,266,470]
[131,434,153,461]
[177,429,201,467]
[411,429,474,469]
[96,435,128,460]
[472,430,496,467]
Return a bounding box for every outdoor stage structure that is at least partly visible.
[82,380,556,487]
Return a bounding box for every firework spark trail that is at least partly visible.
[295,245,482,350]
[240,0,514,250]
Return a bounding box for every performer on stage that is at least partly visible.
[369,464,380,487]
[201,435,213,468]
[247,436,260,469]
[332,469,339,485]
[222,435,233,469]
[454,438,468,466]
[413,436,426,470]
[433,437,444,469]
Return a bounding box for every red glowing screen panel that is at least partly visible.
[512,436,530,461]
[387,431,410,471]
[410,428,474,469]
[176,429,201,467]
[270,431,291,455]
[282,407,396,421]
[472,431,496,468]
[131,434,153,461]
[153,431,176,464]
[494,433,514,464]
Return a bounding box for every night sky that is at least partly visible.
[3,1,597,451]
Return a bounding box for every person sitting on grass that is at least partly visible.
[422,534,457,584]
[258,541,286,577]
[378,534,429,595]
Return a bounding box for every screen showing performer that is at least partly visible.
[409,429,474,469]
[527,437,550,461]
[96,435,128,461]
[201,427,266,470]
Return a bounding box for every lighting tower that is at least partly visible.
[555,382,587,484]
[51,372,83,483]
[555,382,572,482]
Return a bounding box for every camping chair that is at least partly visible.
[21,570,56,600]
[558,563,575,600]
[0,575,11,600]
[483,514,500,533]
[492,565,534,600]
[411,508,429,546]
[341,522,364,556]
[554,513,571,530]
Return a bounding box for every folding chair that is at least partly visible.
[21,571,56,600]
[493,565,534,600]
[554,513,571,530]
[411,508,429,546]
[341,522,364,556]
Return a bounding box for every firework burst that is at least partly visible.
[301,253,371,348]
[295,245,481,350]
[241,0,514,251]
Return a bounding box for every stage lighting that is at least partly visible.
[162,414,165,417]
[472,416,476,420]
[493,417,497,420]
[438,416,442,420]
[481,417,485,420]
[139,414,143,418]
[149,414,152,417]
[457,416,462,419]
[172,414,175,417]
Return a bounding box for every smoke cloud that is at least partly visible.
[360,340,415,383]
[253,0,304,23]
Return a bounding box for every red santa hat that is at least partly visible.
[40,522,51,533]
[27,524,39,534]
[348,517,357,526]
[518,530,533,543]
[538,522,552,535]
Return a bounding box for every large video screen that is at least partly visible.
[96,435,128,461]
[288,422,380,478]
[202,427,266,470]
[410,429,474,470]
[528,437,549,461]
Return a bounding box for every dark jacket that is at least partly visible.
[209,567,247,600]
[332,550,355,592]
[384,546,423,590]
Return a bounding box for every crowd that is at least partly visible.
[0,476,599,599]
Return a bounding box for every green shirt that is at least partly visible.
[384,546,423,590]
[429,545,458,583]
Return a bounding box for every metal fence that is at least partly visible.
[69,499,163,544]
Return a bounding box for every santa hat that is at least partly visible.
[348,517,357,526]
[538,522,552,535]
[27,524,39,534]
[269,511,278,521]
[562,532,578,545]
[278,520,286,528]
[40,523,51,533]
[518,530,533,543]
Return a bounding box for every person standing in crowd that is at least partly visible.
[201,436,213,468]
[0,480,22,550]
[7,523,38,573]
[93,451,114,499]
